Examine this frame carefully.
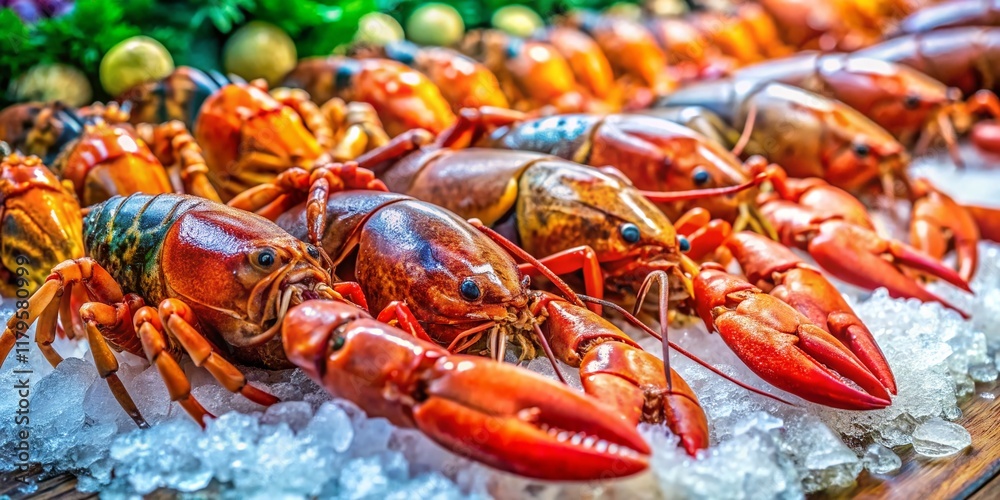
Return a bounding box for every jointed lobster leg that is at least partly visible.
[909,178,980,283]
[283,299,652,481]
[535,293,710,455]
[137,120,222,202]
[725,231,897,394]
[227,163,388,245]
[133,307,215,426]
[319,98,392,161]
[270,86,336,151]
[693,266,892,410]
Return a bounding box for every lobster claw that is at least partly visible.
[283,300,651,481]
[725,231,897,395]
[808,221,972,317]
[580,341,710,456]
[693,268,892,410]
[909,179,980,283]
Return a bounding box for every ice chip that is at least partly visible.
[863,443,901,474]
[912,418,972,458]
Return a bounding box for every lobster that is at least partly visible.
[559,11,679,108]
[0,192,649,480]
[692,229,896,403]
[227,170,720,455]
[653,81,979,290]
[236,130,898,413]
[645,17,738,80]
[120,67,394,199]
[531,26,619,104]
[349,41,511,113]
[459,30,611,114]
[753,0,893,50]
[0,154,83,296]
[281,57,456,137]
[686,3,796,66]
[438,107,774,234]
[732,52,1000,161]
[0,101,220,206]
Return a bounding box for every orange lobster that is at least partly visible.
[282,57,456,137]
[228,168,716,455]
[350,41,511,113]
[0,192,650,481]
[0,154,83,296]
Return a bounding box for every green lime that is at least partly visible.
[355,12,406,46]
[406,3,465,47]
[223,21,297,85]
[491,5,544,37]
[99,36,175,97]
[11,63,92,106]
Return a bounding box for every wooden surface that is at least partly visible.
[3,382,1000,499]
[821,380,1000,500]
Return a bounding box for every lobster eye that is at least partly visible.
[853,143,870,158]
[620,223,641,243]
[460,278,481,301]
[329,326,347,352]
[692,168,711,186]
[678,235,691,252]
[256,249,276,268]
[307,245,321,259]
[903,94,920,109]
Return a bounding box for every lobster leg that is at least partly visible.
[963,204,1000,243]
[909,178,980,282]
[142,120,223,202]
[725,231,896,394]
[320,99,391,161]
[270,87,336,151]
[228,163,388,245]
[516,245,606,314]
[283,300,651,480]
[808,220,972,313]
[537,295,710,456]
[156,298,280,407]
[693,267,892,410]
[133,306,215,426]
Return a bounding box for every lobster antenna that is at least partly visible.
[731,101,757,157]
[631,271,674,391]
[469,219,586,308]
[638,173,765,203]
[577,294,797,406]
[532,322,570,385]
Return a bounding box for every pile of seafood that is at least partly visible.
[1,0,1000,496]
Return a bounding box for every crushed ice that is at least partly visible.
[1,157,999,498]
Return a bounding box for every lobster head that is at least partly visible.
[589,114,761,224]
[195,81,327,201]
[118,66,229,129]
[160,201,335,366]
[740,83,910,195]
[0,102,85,165]
[516,160,688,296]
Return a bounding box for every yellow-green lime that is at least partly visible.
[99,36,174,96]
[11,63,92,107]
[223,21,297,85]
[355,12,405,46]
[491,5,544,37]
[406,3,465,46]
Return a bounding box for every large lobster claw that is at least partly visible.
[910,178,980,283]
[725,231,896,395]
[283,300,651,480]
[807,220,971,317]
[693,268,892,410]
[580,342,710,456]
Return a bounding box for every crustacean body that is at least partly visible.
[459,30,612,114]
[258,130,899,413]
[350,41,511,113]
[231,174,714,455]
[0,193,649,480]
[731,52,1000,159]
[0,102,219,205]
[653,81,979,289]
[282,57,456,137]
[0,154,83,296]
